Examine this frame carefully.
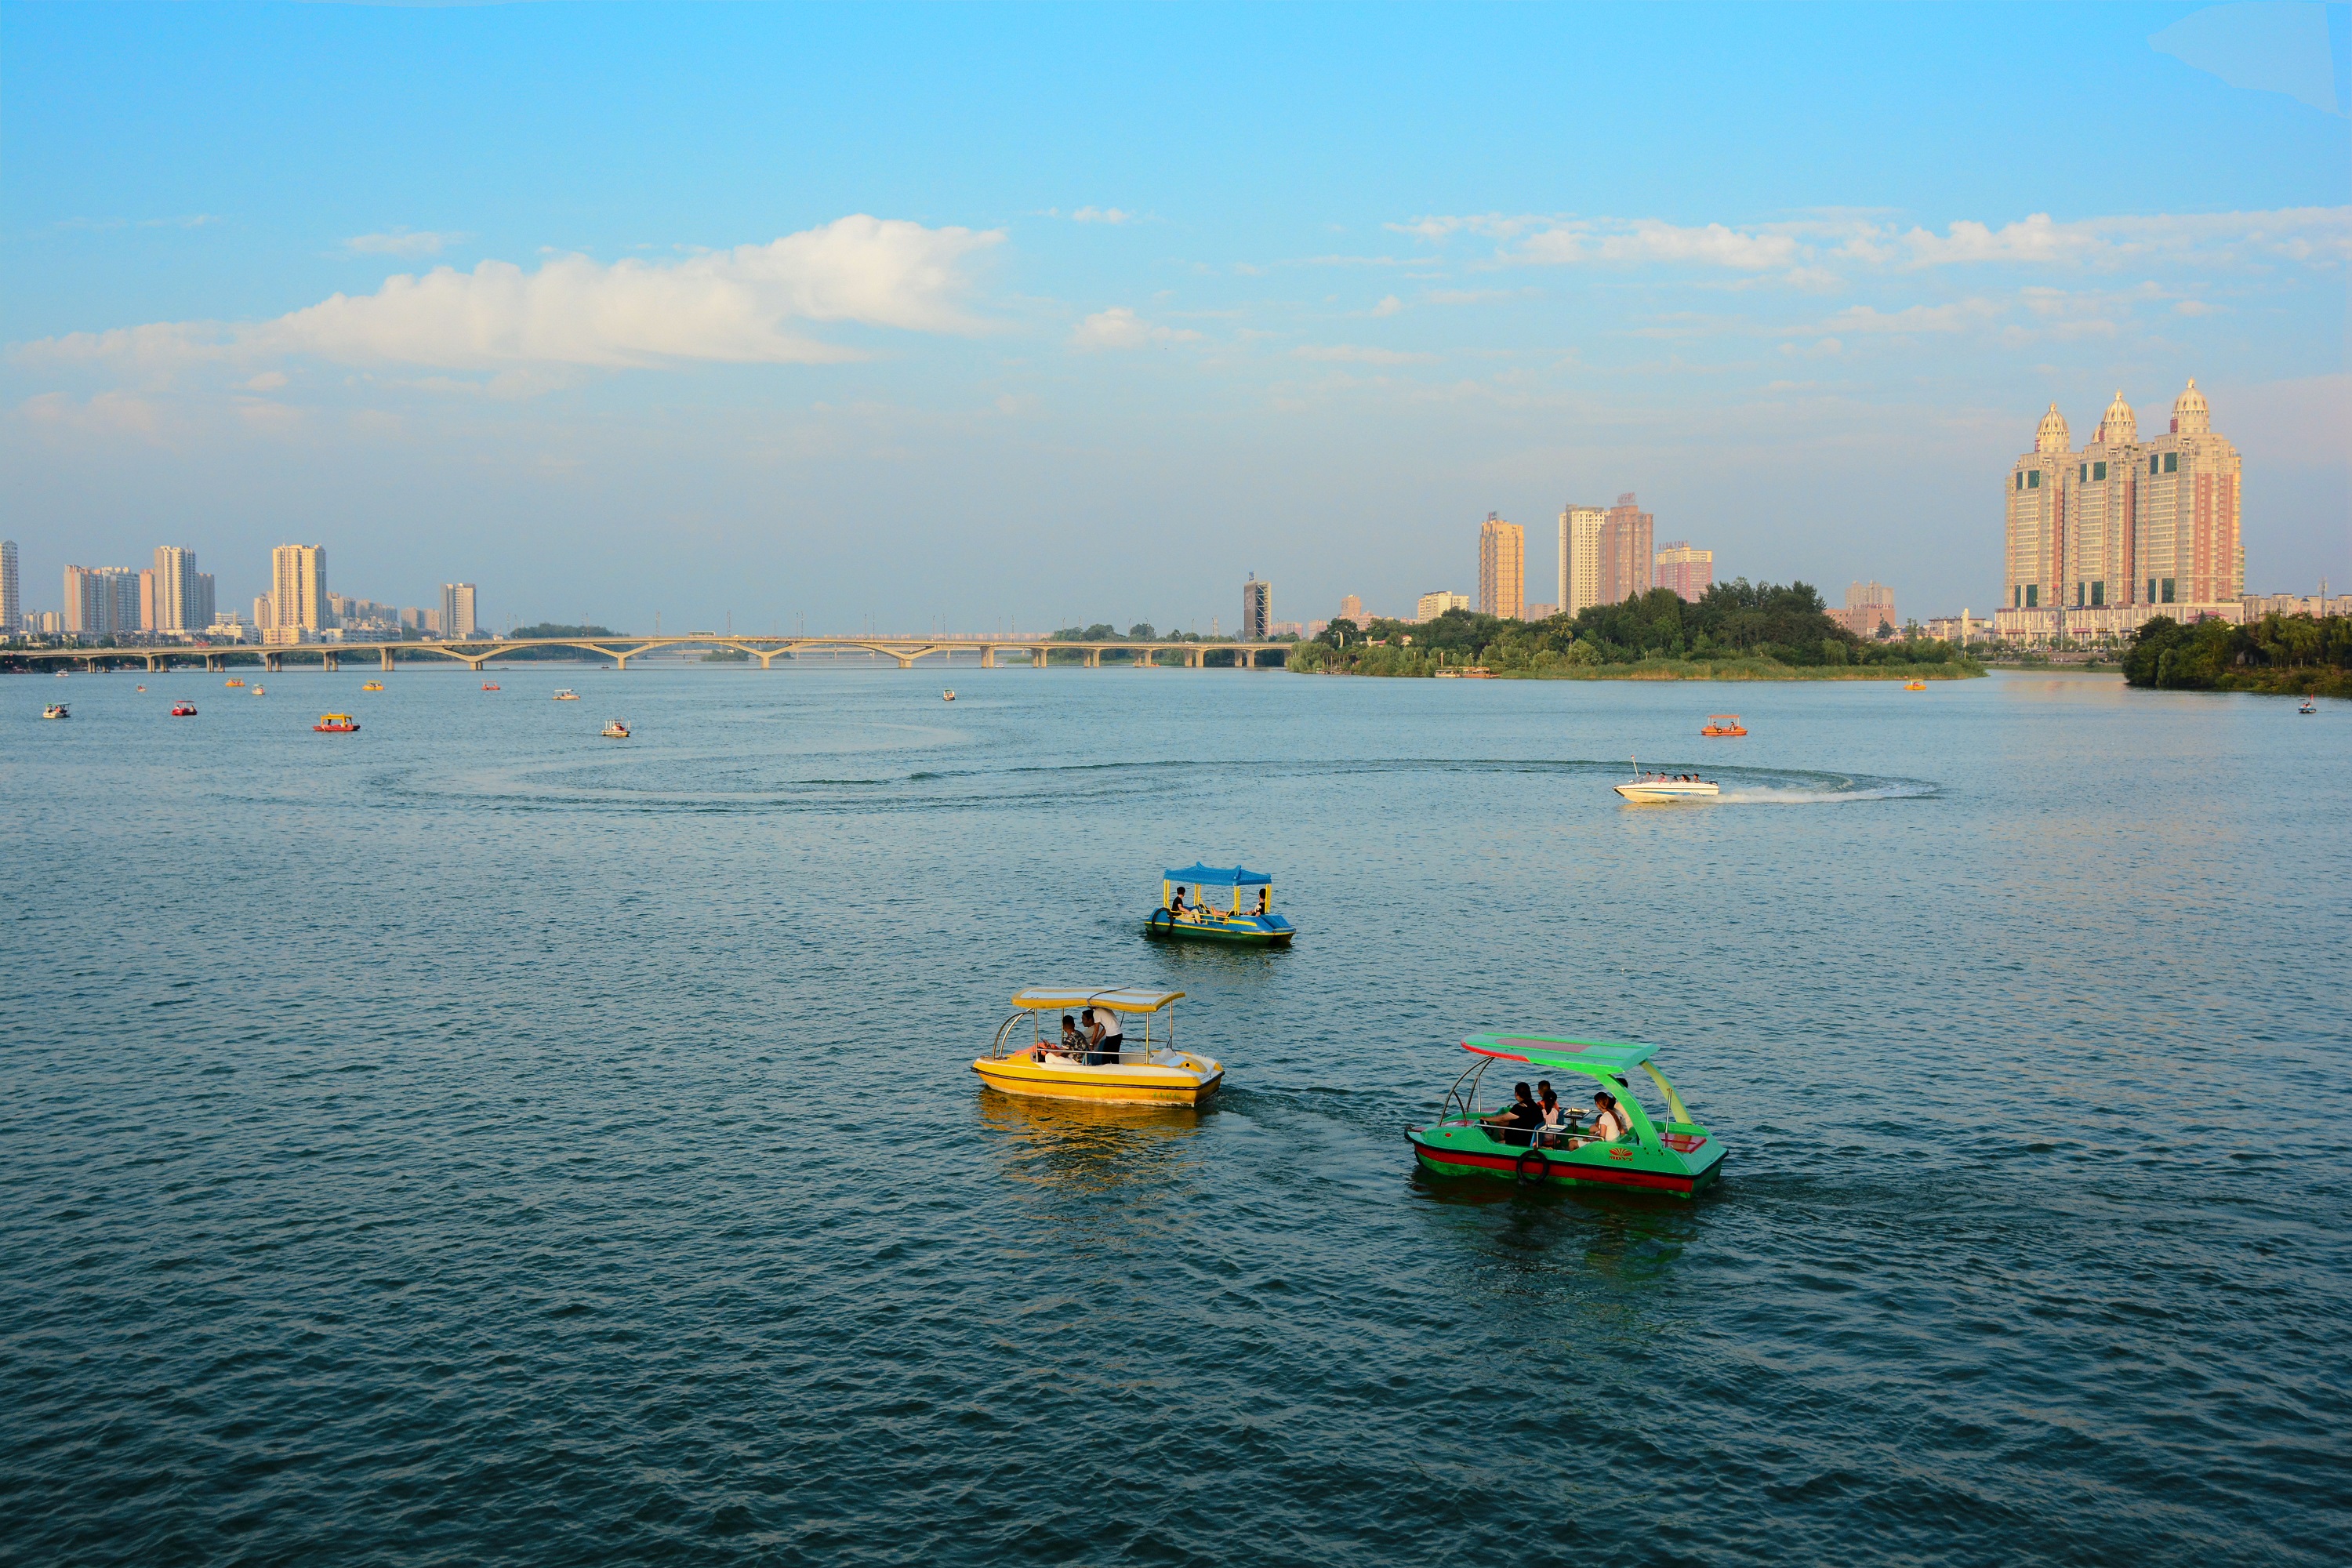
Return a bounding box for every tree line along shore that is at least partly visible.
[2122,613,2352,698]
[1285,581,1984,681]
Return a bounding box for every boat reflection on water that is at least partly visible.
[974,1091,1209,1198]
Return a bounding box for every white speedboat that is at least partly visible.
[1613,754,1718,802]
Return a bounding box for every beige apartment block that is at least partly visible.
[153,546,198,632]
[1415,590,1470,621]
[1832,581,1896,638]
[1478,514,1525,619]
[272,544,329,631]
[1338,593,1363,624]
[2005,381,2240,621]
[1559,505,1606,614]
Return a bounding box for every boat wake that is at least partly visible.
[1712,778,1939,805]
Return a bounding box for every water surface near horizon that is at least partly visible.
[3,666,2347,1566]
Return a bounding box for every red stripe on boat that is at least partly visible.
[1414,1144,1698,1194]
[1462,1043,1531,1062]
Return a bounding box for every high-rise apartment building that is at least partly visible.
[63,566,141,636]
[1478,513,1525,619]
[2,539,20,633]
[1559,505,1606,615]
[2003,381,2241,637]
[1240,575,1272,639]
[153,546,200,631]
[1834,582,1897,638]
[271,544,329,633]
[441,582,479,638]
[191,572,216,630]
[1599,494,1654,608]
[1653,541,1714,602]
[140,570,158,631]
[1338,593,1363,625]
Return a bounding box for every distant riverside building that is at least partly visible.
[1599,494,1653,608]
[1559,505,1606,615]
[1653,541,1714,602]
[64,565,140,636]
[1339,593,1363,624]
[2001,380,2241,641]
[1923,612,1991,644]
[441,583,479,638]
[1240,575,1272,639]
[191,572,215,630]
[140,569,158,631]
[153,546,201,631]
[1526,601,1559,621]
[1478,513,1525,620]
[1833,582,1897,638]
[2242,590,2350,619]
[1,539,18,632]
[1414,590,1471,621]
[271,544,329,633]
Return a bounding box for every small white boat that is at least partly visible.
[42,702,69,720]
[554,688,580,701]
[2299,699,2318,715]
[1613,754,1718,802]
[601,719,630,739]
[942,688,956,702]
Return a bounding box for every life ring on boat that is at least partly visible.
[1514,1145,1550,1184]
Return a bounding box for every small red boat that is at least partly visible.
[314,713,361,733]
[481,682,501,691]
[170,701,198,717]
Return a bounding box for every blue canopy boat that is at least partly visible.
[1145,863,1297,946]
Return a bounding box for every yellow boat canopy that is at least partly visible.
[1009,986,1183,1015]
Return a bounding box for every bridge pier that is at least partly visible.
[380,647,395,672]
[612,654,630,670]
[894,655,915,670]
[265,652,283,673]
[1083,648,1101,669]
[981,646,996,669]
[756,650,783,669]
[468,658,487,673]
[322,652,340,673]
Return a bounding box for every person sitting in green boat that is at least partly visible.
[1482,1082,1544,1147]
[1590,1089,1632,1141]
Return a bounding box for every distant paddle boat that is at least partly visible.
[362,681,385,692]
[250,684,266,695]
[942,688,956,702]
[1406,1030,1726,1197]
[601,718,630,739]
[1904,680,1927,691]
[1700,713,1747,736]
[313,713,360,733]
[481,682,500,691]
[1145,863,1296,946]
[42,702,68,720]
[2300,698,2318,715]
[170,700,198,717]
[225,678,245,688]
[554,688,579,701]
[972,987,1223,1106]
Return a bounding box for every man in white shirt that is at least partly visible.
[1085,1006,1124,1065]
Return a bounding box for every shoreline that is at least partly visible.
[1299,659,1987,682]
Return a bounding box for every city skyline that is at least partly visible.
[2,5,2343,632]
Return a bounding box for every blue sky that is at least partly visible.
[5,2,2347,632]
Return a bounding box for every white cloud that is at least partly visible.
[345,229,467,257]
[1290,344,1438,365]
[1369,294,1403,317]
[1424,287,1523,306]
[1814,300,2000,334]
[1071,206,1134,225]
[1071,307,1202,350]
[14,390,165,440]
[22,216,1004,373]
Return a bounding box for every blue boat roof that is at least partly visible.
[1163,862,1272,886]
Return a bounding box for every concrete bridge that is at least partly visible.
[7,633,1294,675]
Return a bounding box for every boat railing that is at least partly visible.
[986,1011,1186,1067]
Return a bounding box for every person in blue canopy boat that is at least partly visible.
[1170,884,1192,921]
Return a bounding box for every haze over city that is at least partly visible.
[5,2,2347,631]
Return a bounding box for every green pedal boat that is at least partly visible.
[1406,1032,1726,1197]
[1144,863,1296,946]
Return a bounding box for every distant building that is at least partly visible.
[153,546,200,632]
[140,568,158,631]
[271,544,329,632]
[191,572,215,630]
[1415,590,1471,621]
[253,594,276,633]
[1559,505,1606,615]
[1922,612,1991,644]
[2000,381,2241,641]
[1338,593,1363,624]
[64,565,140,636]
[1599,494,1653,608]
[0,539,18,633]
[403,605,443,635]
[1525,601,1559,621]
[2243,591,2351,619]
[441,583,479,638]
[1833,582,1897,638]
[1653,541,1713,602]
[1269,620,1305,637]
[1305,619,1330,639]
[1240,575,1271,639]
[1478,513,1525,619]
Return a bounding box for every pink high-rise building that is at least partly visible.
[1653,541,1713,602]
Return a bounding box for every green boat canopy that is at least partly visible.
[1462,1032,1659,1074]
[1163,863,1272,887]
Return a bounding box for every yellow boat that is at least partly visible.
[225,678,245,688]
[1904,680,1927,691]
[362,681,385,691]
[972,987,1223,1106]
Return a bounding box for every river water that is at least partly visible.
[3,664,2346,1566]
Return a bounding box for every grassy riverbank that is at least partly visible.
[1292,650,1982,681]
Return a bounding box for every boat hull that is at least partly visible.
[1143,910,1295,946]
[1406,1126,1723,1198]
[1613,782,1719,802]
[972,1053,1223,1107]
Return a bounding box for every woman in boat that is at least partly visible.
[1534,1081,1573,1145]
[1591,1090,1631,1141]
[1483,1083,1544,1147]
